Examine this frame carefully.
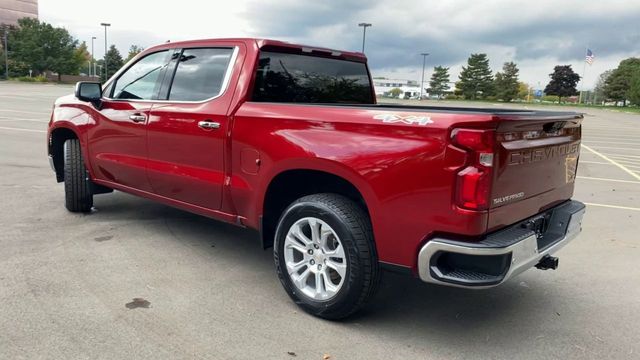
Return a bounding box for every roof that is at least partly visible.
[145,38,367,62]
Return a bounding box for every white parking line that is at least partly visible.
[581,144,640,181]
[0,126,46,133]
[576,176,640,184]
[0,117,48,123]
[608,154,640,159]
[611,159,640,165]
[583,127,640,132]
[580,160,611,165]
[584,140,640,145]
[584,135,640,139]
[610,155,640,159]
[586,137,640,142]
[0,109,51,116]
[0,95,50,101]
[583,132,640,135]
[585,202,640,212]
[584,145,640,151]
[584,124,639,127]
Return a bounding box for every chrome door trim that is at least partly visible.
[102,46,239,105]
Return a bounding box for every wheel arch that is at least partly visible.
[259,165,378,250]
[48,125,83,183]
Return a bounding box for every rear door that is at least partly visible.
[88,50,172,192]
[146,46,238,210]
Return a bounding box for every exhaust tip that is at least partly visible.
[535,255,559,270]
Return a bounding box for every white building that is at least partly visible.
[372,78,427,99]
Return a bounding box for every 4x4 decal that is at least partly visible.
[374,114,433,126]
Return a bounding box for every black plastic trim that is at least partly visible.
[380,262,413,276]
[429,251,511,287]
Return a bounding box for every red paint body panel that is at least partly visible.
[89,99,154,192]
[147,99,228,209]
[47,38,582,272]
[230,103,494,266]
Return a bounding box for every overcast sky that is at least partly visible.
[41,0,640,89]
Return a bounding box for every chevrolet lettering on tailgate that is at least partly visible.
[509,142,580,166]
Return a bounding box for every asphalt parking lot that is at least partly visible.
[1,81,639,359]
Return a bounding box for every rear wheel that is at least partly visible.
[274,193,380,319]
[63,139,93,212]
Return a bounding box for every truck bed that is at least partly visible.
[283,102,583,119]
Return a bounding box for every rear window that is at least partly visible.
[252,51,373,104]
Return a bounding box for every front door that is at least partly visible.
[88,50,172,192]
[146,47,237,210]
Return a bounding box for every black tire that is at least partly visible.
[274,193,380,319]
[63,139,93,212]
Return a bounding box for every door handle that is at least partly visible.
[198,120,221,130]
[129,114,147,123]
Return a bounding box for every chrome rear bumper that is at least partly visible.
[417,200,585,289]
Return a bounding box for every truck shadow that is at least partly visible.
[92,192,569,341]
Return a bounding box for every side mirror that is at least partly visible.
[75,82,102,106]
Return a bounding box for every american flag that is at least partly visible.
[585,49,595,65]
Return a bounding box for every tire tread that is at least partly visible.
[277,193,380,319]
[64,139,93,212]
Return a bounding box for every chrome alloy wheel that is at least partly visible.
[283,217,347,301]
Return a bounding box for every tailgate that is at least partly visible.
[488,113,582,229]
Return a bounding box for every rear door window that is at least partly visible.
[252,51,373,104]
[167,48,235,101]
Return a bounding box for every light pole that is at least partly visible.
[100,23,111,79]
[420,53,430,100]
[90,36,96,77]
[358,23,372,53]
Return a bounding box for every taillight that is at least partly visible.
[451,129,495,210]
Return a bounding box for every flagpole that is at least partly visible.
[579,47,587,104]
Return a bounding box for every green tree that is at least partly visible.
[125,45,144,63]
[593,70,613,104]
[604,58,640,106]
[103,44,124,81]
[456,53,494,99]
[517,82,531,100]
[493,62,520,102]
[75,41,91,75]
[388,88,402,98]
[9,18,84,80]
[428,66,450,98]
[544,65,580,103]
[0,45,5,78]
[629,71,640,106]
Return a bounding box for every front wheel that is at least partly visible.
[63,139,93,212]
[274,194,380,319]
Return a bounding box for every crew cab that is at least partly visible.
[47,38,585,319]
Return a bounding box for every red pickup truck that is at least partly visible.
[47,38,585,319]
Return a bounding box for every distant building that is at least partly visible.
[1,0,38,27]
[372,78,426,99]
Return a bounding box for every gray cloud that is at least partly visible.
[244,0,640,85]
[40,0,640,88]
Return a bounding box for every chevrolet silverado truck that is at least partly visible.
[47,38,585,319]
